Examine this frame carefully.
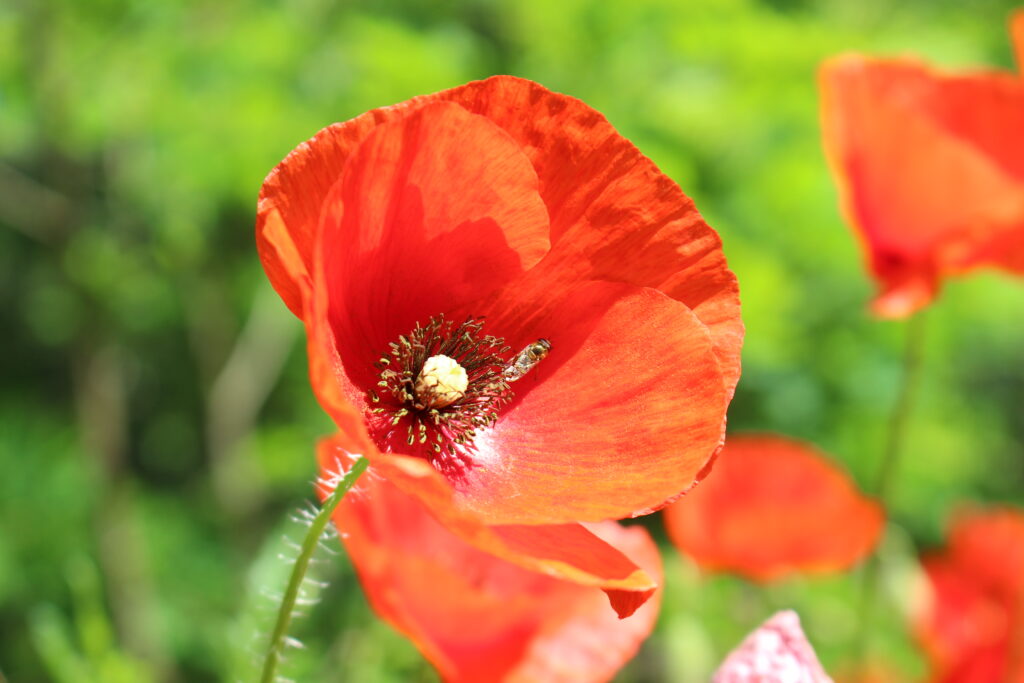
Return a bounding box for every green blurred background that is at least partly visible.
[2,0,1023,680]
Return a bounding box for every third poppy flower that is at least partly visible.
[820,12,1024,317]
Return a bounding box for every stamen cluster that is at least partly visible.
[367,315,513,474]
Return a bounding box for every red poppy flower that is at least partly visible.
[915,507,1024,683]
[713,610,833,683]
[256,77,742,613]
[662,435,884,581]
[819,14,1024,318]
[318,437,662,683]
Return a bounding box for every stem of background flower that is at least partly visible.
[259,456,369,683]
[854,311,927,671]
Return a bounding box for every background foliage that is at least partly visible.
[2,0,1022,680]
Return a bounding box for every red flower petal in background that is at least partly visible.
[914,507,1024,683]
[713,611,833,683]
[819,16,1024,318]
[257,76,742,530]
[318,437,662,683]
[663,435,884,581]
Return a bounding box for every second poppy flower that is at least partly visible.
[663,435,884,581]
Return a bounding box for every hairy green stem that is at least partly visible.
[259,456,369,683]
[854,311,927,669]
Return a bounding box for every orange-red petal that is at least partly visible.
[945,507,1024,603]
[317,438,662,683]
[914,507,1024,683]
[256,98,427,317]
[663,435,884,581]
[449,280,726,525]
[317,437,658,619]
[917,557,1012,683]
[820,53,1024,318]
[437,77,742,400]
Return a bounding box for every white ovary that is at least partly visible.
[415,354,469,408]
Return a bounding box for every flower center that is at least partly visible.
[367,315,517,475]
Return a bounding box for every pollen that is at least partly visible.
[415,355,469,409]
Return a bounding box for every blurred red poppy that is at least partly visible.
[318,437,662,683]
[820,14,1024,318]
[714,610,833,683]
[257,77,742,613]
[915,507,1024,683]
[663,435,884,581]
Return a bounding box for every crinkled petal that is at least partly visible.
[317,437,658,620]
[663,435,884,581]
[449,280,726,525]
[820,55,1024,318]
[714,611,833,683]
[439,77,742,399]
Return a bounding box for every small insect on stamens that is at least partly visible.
[504,338,552,382]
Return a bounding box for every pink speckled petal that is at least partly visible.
[714,611,833,683]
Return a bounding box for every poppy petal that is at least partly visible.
[946,507,1024,602]
[448,280,726,525]
[260,207,378,450]
[663,435,884,581]
[914,508,1024,683]
[325,444,662,683]
[714,611,833,683]
[438,76,742,400]
[317,437,658,619]
[257,112,384,317]
[820,56,1024,318]
[255,92,442,317]
[318,101,550,388]
[916,557,1010,683]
